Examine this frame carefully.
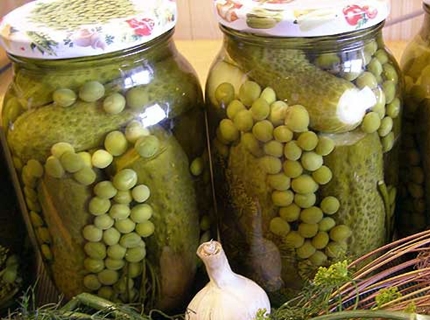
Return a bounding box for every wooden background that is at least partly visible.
[0,0,427,41]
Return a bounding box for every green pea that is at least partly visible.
[269,102,288,127]
[309,250,328,266]
[378,116,394,137]
[273,125,293,143]
[312,165,332,185]
[325,241,347,259]
[314,53,340,69]
[356,71,378,89]
[263,140,284,157]
[53,88,77,107]
[74,166,97,185]
[107,243,127,260]
[301,152,323,172]
[125,120,150,144]
[367,58,383,77]
[239,80,261,107]
[315,136,335,156]
[259,156,282,174]
[79,81,105,102]
[252,120,274,142]
[83,274,102,291]
[219,119,240,142]
[297,131,318,151]
[374,49,389,64]
[126,87,149,109]
[382,63,398,84]
[241,132,263,157]
[24,187,38,203]
[381,131,395,152]
[135,221,155,237]
[130,204,153,223]
[131,184,150,203]
[84,242,106,260]
[103,228,121,246]
[364,40,378,55]
[135,135,160,158]
[260,87,276,104]
[227,100,246,120]
[94,214,114,230]
[215,82,235,106]
[382,80,396,104]
[200,215,212,231]
[271,190,294,207]
[300,207,323,224]
[36,227,51,244]
[283,160,303,178]
[78,151,93,167]
[82,225,103,242]
[311,231,330,250]
[386,98,401,118]
[103,93,126,114]
[30,211,44,228]
[279,204,301,222]
[267,173,290,191]
[329,225,352,242]
[91,150,113,169]
[94,181,118,199]
[320,196,340,215]
[109,204,131,220]
[291,175,318,194]
[298,223,319,238]
[190,157,204,176]
[41,244,53,261]
[60,151,84,173]
[318,217,336,232]
[283,231,304,249]
[269,217,290,236]
[84,258,105,273]
[97,269,119,286]
[372,87,386,119]
[115,218,136,234]
[284,141,302,161]
[105,258,125,271]
[89,197,111,216]
[113,169,137,191]
[233,109,254,132]
[26,159,44,178]
[250,97,270,121]
[113,190,133,204]
[294,192,316,209]
[296,240,316,259]
[361,111,381,133]
[125,246,146,263]
[119,232,142,248]
[98,286,114,300]
[104,131,128,156]
[45,156,65,178]
[285,105,309,133]
[126,262,143,278]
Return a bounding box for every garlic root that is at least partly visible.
[186,240,271,320]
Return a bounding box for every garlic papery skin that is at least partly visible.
[186,240,271,320]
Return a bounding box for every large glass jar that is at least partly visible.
[206,0,402,303]
[0,0,212,312]
[398,1,430,237]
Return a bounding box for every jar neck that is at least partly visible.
[8,28,177,69]
[220,22,385,53]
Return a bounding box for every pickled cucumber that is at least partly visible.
[319,132,386,257]
[226,39,375,133]
[113,125,200,310]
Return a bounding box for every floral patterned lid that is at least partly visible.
[213,0,390,37]
[0,0,177,59]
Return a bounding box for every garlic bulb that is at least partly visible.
[186,240,271,320]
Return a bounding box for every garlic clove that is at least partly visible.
[186,240,271,320]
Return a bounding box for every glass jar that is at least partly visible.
[206,0,402,303]
[398,0,430,237]
[0,0,212,312]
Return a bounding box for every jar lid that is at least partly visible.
[0,0,177,59]
[213,0,390,37]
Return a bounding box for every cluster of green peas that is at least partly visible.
[0,252,21,289]
[213,80,353,267]
[314,39,401,153]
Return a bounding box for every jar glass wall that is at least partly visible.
[1,29,212,312]
[206,22,402,303]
